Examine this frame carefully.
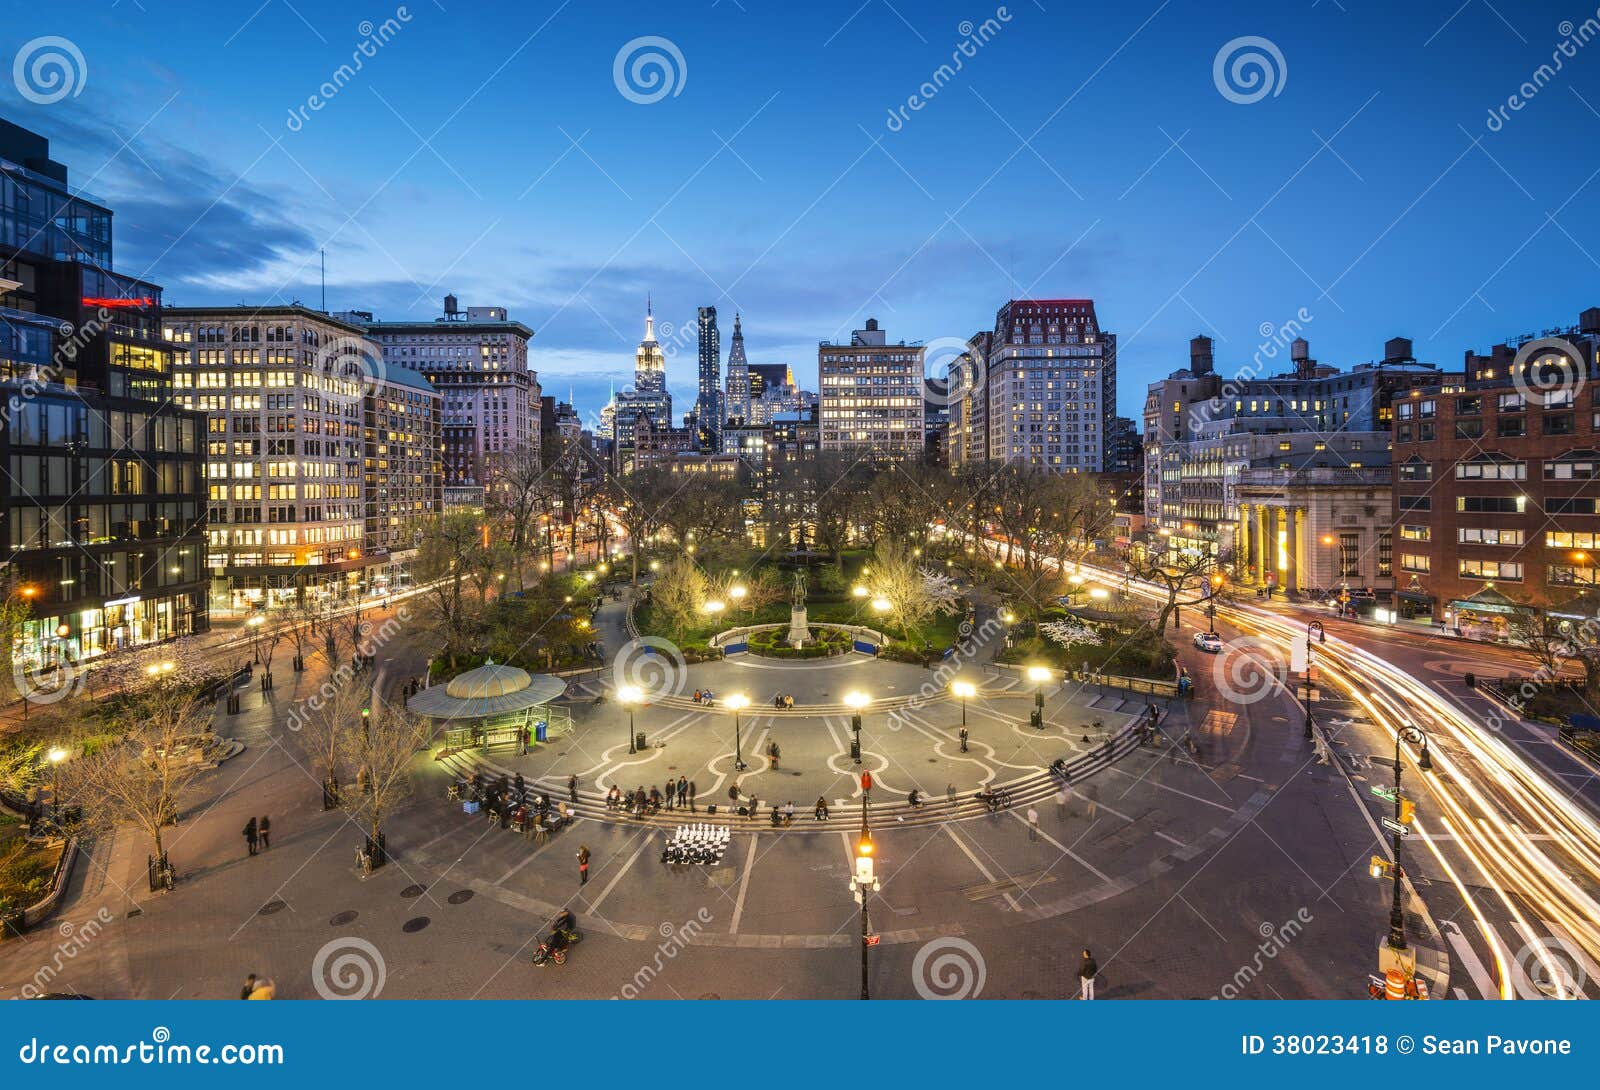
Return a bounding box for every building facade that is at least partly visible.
[724,313,751,425]
[166,306,375,610]
[2,119,209,666]
[818,318,925,456]
[1391,309,1600,632]
[695,306,722,450]
[610,301,673,472]
[362,358,442,594]
[357,298,539,494]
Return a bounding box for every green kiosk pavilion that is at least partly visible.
[407,661,572,751]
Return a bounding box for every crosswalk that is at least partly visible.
[1444,915,1599,999]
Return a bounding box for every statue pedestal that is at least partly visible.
[787,605,809,648]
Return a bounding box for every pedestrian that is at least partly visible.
[688,780,698,812]
[258,815,271,850]
[677,776,688,807]
[768,740,781,770]
[729,783,740,811]
[959,726,969,753]
[568,774,578,804]
[245,977,276,1000]
[577,844,591,885]
[242,816,258,857]
[1077,948,1098,1000]
[519,726,528,756]
[1027,807,1039,841]
[240,973,257,1000]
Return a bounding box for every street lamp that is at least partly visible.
[1386,723,1431,951]
[1304,621,1323,739]
[851,826,880,1000]
[951,680,975,727]
[852,585,868,599]
[728,584,747,617]
[1207,572,1224,634]
[618,684,642,755]
[47,746,66,819]
[844,690,869,764]
[1027,665,1050,729]
[247,614,265,664]
[726,693,750,771]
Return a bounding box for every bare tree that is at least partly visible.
[337,692,435,871]
[291,669,371,809]
[486,441,546,588]
[1506,608,1573,680]
[1123,542,1217,632]
[57,682,213,882]
[411,512,488,667]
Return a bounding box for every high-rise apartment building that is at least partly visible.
[2,119,209,665]
[165,306,374,610]
[610,300,673,472]
[362,358,443,594]
[695,306,722,450]
[357,298,539,495]
[817,318,925,456]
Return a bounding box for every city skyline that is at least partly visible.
[3,0,1596,422]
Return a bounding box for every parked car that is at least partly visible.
[1193,631,1223,653]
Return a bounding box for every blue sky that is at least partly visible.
[4,0,1598,423]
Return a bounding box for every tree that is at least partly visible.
[652,556,709,637]
[606,466,673,584]
[290,669,372,808]
[486,441,545,588]
[864,539,961,643]
[57,681,212,877]
[412,512,488,667]
[337,692,435,870]
[1123,541,1216,633]
[809,452,874,564]
[1505,608,1572,680]
[1041,619,1103,648]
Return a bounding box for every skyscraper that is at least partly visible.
[611,297,673,471]
[817,318,926,457]
[696,306,722,450]
[725,313,751,425]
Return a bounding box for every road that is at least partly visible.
[1067,555,1600,1000]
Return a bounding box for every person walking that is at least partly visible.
[567,774,578,804]
[1026,807,1039,841]
[1077,948,1098,1000]
[242,817,259,857]
[240,973,258,1000]
[258,815,271,850]
[688,779,697,812]
[728,783,740,812]
[768,740,781,770]
[959,726,969,753]
[577,844,591,885]
[677,776,688,808]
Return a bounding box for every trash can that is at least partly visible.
[1464,672,1476,689]
[636,731,646,750]
[535,720,548,743]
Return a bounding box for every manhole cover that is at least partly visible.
[257,899,288,916]
[402,917,431,933]
[329,910,358,926]
[446,890,474,905]
[400,884,427,898]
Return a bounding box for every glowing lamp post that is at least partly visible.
[844,690,870,765]
[726,693,750,771]
[951,680,976,727]
[618,684,642,755]
[1027,665,1050,729]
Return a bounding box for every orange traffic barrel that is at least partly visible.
[1384,968,1407,1001]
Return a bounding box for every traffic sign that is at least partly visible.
[1381,817,1409,836]
[1370,785,1398,803]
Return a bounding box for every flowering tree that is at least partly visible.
[1040,619,1102,648]
[867,540,962,643]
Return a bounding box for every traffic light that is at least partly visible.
[1369,855,1389,879]
[1398,798,1415,826]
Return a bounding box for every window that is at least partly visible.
[1455,454,1525,480]
[1399,457,1432,481]
[1550,564,1600,586]
[1546,497,1599,516]
[1460,559,1521,581]
[1400,524,1430,542]
[1548,531,1600,549]
[1544,451,1600,480]
[1399,494,1432,512]
[1546,413,1576,436]
[1454,419,1484,439]
[1498,417,1527,438]
[1497,392,1525,412]
[1458,528,1524,545]
[1339,533,1361,577]
[1456,396,1482,415]
[1456,495,1524,513]
[1400,553,1431,573]
[1378,532,1392,577]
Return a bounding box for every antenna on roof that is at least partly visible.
[320,248,326,312]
